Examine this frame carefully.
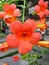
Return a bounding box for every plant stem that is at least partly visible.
[0,50,18,59]
[22,0,26,23]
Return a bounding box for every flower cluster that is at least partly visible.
[0,1,49,62]
[0,3,20,25]
[34,0,49,18]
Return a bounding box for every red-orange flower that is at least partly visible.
[0,3,20,25]
[13,55,20,61]
[34,0,49,18]
[6,19,41,54]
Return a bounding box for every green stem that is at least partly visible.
[22,0,26,23]
[0,50,18,59]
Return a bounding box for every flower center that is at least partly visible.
[17,32,31,41]
[4,15,16,24]
[40,5,45,11]
[22,32,27,36]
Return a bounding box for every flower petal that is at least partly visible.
[23,19,36,33]
[0,12,6,18]
[4,15,15,24]
[18,40,32,54]
[10,21,23,34]
[38,12,44,18]
[6,34,19,48]
[38,41,49,48]
[44,1,48,8]
[0,44,4,51]
[34,5,40,13]
[30,32,41,45]
[44,9,49,16]
[38,0,44,6]
[10,4,16,11]
[3,3,10,12]
[13,9,20,17]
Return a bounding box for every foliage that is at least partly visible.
[0,32,7,38]
[0,28,2,33]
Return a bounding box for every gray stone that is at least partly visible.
[29,7,34,14]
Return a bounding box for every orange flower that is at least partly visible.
[13,55,20,61]
[3,63,8,65]
[0,42,9,52]
[38,41,49,48]
[34,0,49,18]
[0,3,20,25]
[36,17,47,32]
[6,19,41,54]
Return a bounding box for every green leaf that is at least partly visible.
[32,12,36,15]
[45,62,49,65]
[33,48,41,53]
[21,55,27,60]
[41,47,49,55]
[37,54,42,59]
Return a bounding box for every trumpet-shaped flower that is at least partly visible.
[34,0,49,18]
[0,42,9,52]
[36,17,47,32]
[0,3,20,25]
[6,19,41,54]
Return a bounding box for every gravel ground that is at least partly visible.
[0,19,49,65]
[0,29,49,65]
[0,38,6,43]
